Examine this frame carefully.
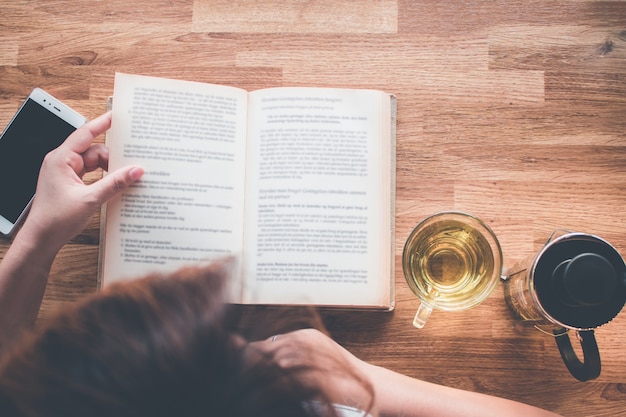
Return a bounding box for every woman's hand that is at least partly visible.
[250,329,375,414]
[21,111,143,255]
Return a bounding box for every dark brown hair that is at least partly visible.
[0,261,338,417]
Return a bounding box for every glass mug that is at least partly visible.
[502,230,626,381]
[402,212,503,328]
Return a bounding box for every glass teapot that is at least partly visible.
[502,230,626,381]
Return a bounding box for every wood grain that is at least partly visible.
[1,1,625,415]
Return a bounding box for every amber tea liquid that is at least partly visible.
[404,218,498,310]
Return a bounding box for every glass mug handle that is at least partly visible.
[412,302,433,329]
[553,328,601,381]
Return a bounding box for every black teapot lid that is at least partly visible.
[533,234,626,330]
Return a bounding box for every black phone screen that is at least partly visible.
[0,99,77,223]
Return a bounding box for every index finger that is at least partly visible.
[60,112,112,154]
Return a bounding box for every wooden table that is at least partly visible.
[1,1,625,415]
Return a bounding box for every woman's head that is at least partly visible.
[0,261,349,417]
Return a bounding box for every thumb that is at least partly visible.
[89,165,144,204]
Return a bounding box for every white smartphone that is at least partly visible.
[0,88,86,236]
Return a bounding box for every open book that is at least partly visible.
[100,72,396,310]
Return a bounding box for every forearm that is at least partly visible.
[0,112,143,356]
[364,363,563,417]
[0,225,59,354]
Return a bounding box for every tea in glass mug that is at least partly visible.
[403,212,503,328]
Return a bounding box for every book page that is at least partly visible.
[243,87,392,307]
[102,73,248,297]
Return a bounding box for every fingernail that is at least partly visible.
[129,166,144,181]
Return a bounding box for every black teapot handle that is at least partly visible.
[553,328,601,382]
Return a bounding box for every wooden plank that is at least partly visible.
[192,0,398,33]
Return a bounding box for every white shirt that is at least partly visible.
[333,403,372,417]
